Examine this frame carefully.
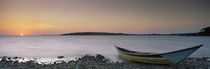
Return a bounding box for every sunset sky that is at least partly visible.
[0,0,210,35]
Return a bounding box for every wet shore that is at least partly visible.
[0,54,209,69]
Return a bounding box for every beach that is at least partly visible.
[0,54,209,69]
[0,36,210,69]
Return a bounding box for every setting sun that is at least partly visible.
[20,33,24,36]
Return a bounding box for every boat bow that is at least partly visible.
[160,44,203,64]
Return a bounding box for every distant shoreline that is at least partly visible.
[61,32,210,36]
[61,26,210,36]
[61,32,132,35]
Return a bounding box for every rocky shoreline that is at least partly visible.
[0,54,209,69]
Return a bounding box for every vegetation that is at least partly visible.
[198,26,210,36]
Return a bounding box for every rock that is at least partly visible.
[57,56,64,59]
[0,55,210,69]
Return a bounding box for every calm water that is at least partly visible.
[0,35,210,61]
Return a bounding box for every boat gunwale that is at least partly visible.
[115,44,203,56]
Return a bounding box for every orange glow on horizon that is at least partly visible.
[0,0,209,35]
[20,33,24,36]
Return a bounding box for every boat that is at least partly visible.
[115,44,203,64]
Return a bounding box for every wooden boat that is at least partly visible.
[115,44,203,64]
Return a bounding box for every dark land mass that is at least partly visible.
[170,26,210,36]
[61,26,210,36]
[61,32,134,35]
[0,55,209,69]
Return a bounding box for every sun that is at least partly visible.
[20,33,24,36]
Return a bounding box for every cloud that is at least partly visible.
[39,23,55,28]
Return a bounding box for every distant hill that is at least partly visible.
[61,26,210,36]
[61,32,134,35]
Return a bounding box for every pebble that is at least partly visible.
[0,55,209,69]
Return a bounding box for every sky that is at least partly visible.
[0,0,210,35]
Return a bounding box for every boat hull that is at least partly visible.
[115,44,203,64]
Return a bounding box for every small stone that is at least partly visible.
[57,56,64,59]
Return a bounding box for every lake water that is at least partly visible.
[0,35,210,62]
